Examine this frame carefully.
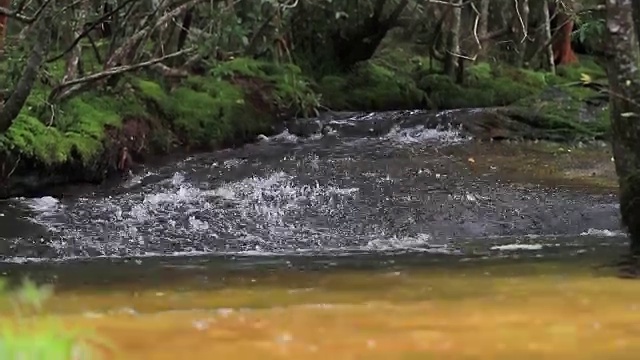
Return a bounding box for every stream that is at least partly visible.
[0,110,634,359]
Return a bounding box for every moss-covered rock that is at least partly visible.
[417,62,558,109]
[509,84,610,140]
[317,62,427,111]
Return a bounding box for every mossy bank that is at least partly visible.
[0,52,611,198]
[0,58,320,198]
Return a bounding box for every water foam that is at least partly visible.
[580,228,624,237]
[14,169,375,259]
[382,124,467,145]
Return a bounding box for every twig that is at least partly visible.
[514,0,528,43]
[6,155,20,179]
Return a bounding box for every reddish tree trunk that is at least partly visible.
[0,0,10,54]
[550,8,578,65]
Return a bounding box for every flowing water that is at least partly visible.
[0,110,636,359]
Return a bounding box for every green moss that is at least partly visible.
[163,85,235,146]
[412,63,549,109]
[465,64,548,106]
[466,62,493,81]
[207,58,319,117]
[0,114,72,164]
[318,62,426,110]
[418,74,493,109]
[56,95,122,160]
[0,49,611,177]
[0,90,128,165]
[134,79,169,104]
[318,75,349,109]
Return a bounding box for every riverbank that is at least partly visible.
[0,52,611,199]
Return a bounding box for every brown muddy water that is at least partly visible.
[2,255,638,360]
[0,111,631,359]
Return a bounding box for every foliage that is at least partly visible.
[0,278,104,360]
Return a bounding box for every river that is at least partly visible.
[0,110,635,359]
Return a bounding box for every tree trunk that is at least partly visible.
[176,8,193,52]
[330,0,409,70]
[444,0,462,79]
[604,0,640,259]
[477,0,490,59]
[541,0,555,73]
[550,1,578,65]
[62,0,89,83]
[0,6,52,133]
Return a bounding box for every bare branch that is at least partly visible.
[0,0,54,24]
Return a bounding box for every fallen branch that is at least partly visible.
[48,47,195,102]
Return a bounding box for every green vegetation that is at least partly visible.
[0,58,319,168]
[0,278,103,360]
